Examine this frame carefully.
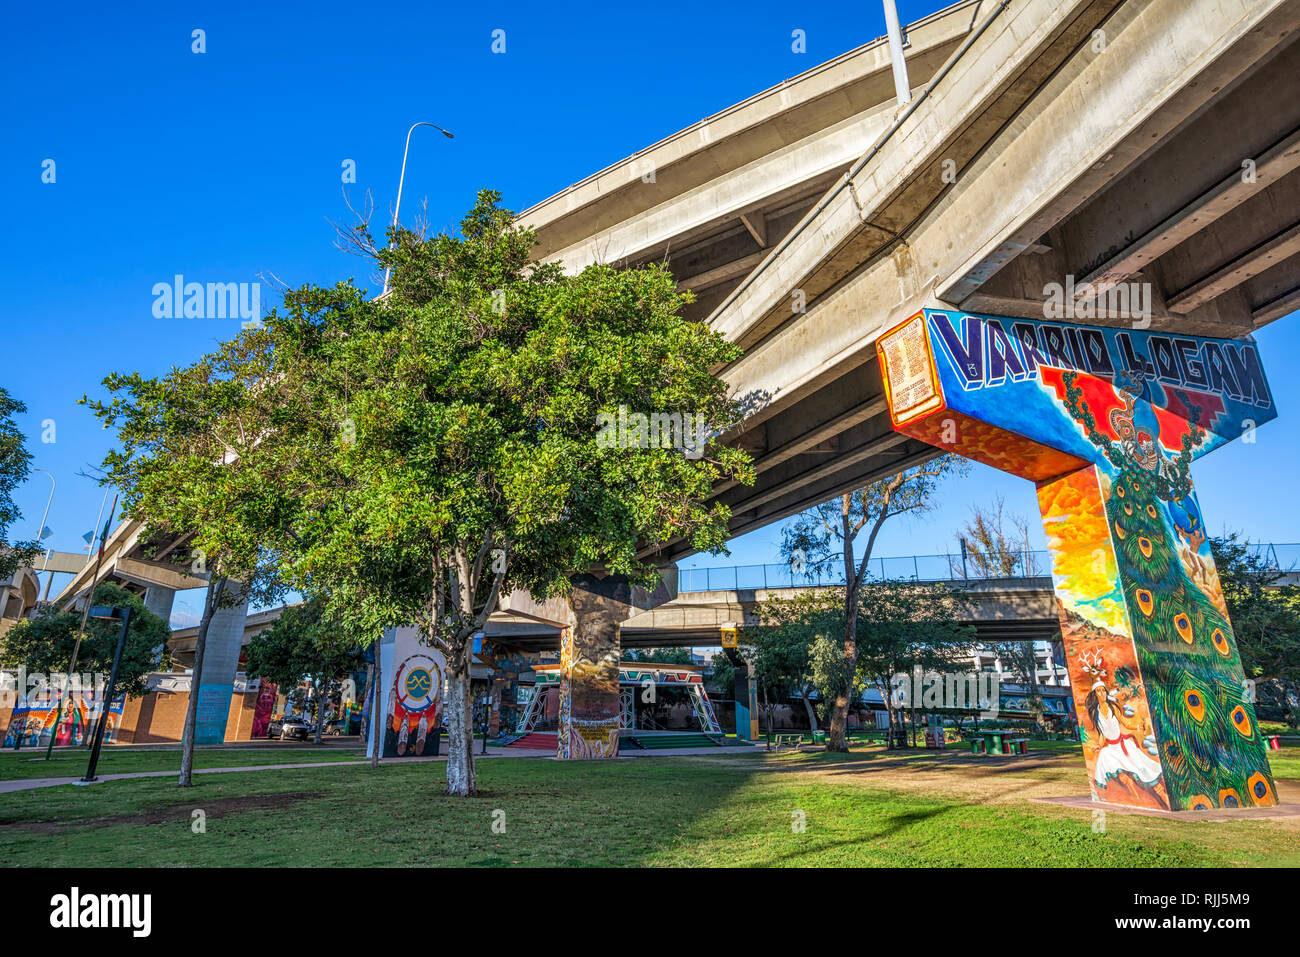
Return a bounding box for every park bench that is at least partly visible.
[771,732,805,750]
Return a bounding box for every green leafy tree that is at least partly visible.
[179,190,753,795]
[852,580,976,747]
[780,456,968,751]
[749,589,843,731]
[0,387,37,580]
[1211,533,1300,726]
[1,581,171,701]
[84,333,288,786]
[623,647,695,665]
[706,650,736,701]
[244,598,367,745]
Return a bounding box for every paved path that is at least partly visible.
[0,744,759,794]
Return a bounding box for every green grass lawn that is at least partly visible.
[0,746,366,781]
[1,743,1297,867]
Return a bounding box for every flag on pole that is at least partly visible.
[96,511,113,560]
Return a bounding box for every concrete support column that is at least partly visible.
[1037,465,1277,811]
[142,584,175,624]
[724,647,758,740]
[876,308,1279,811]
[193,578,248,745]
[557,574,628,759]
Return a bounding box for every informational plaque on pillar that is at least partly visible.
[878,312,943,426]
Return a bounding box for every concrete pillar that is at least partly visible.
[1036,464,1276,810]
[193,578,248,745]
[557,574,628,759]
[876,308,1279,811]
[724,647,758,740]
[142,584,175,625]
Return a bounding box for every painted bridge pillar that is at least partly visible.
[723,647,759,740]
[877,308,1278,811]
[557,573,628,759]
[193,578,249,745]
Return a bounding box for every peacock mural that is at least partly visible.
[876,308,1279,811]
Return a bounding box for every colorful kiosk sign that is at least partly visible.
[368,626,446,759]
[877,308,1277,811]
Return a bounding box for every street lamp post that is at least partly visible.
[79,605,132,784]
[882,0,912,107]
[381,122,454,296]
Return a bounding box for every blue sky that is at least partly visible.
[4,1,1299,623]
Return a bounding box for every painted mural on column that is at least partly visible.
[380,626,446,758]
[557,623,621,759]
[876,308,1277,811]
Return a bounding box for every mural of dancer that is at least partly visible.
[877,308,1278,811]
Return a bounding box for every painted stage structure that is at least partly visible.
[877,308,1278,811]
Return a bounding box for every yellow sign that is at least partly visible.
[877,311,944,426]
[720,626,738,649]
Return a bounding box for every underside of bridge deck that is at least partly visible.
[517,0,1300,565]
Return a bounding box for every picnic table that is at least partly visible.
[967,730,1029,755]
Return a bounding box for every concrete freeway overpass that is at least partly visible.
[55,0,1300,613]
[40,0,1300,745]
[518,0,1300,564]
[496,576,1060,653]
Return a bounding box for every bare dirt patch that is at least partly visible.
[0,790,323,834]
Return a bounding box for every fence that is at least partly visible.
[677,542,1300,593]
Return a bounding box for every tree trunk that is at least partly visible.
[798,684,818,732]
[444,659,476,797]
[878,677,900,750]
[826,612,857,753]
[179,577,225,787]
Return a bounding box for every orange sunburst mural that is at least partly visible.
[1036,467,1130,639]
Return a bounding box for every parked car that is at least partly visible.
[279,715,313,741]
[266,716,285,740]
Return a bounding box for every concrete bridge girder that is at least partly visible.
[517,0,1300,567]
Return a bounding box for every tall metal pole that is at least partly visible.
[85,488,109,565]
[381,122,454,296]
[30,469,54,592]
[81,606,131,783]
[10,470,54,753]
[883,0,912,107]
[44,494,116,760]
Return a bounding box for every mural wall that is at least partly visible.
[2,692,124,749]
[558,581,625,759]
[374,626,446,759]
[877,309,1278,811]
